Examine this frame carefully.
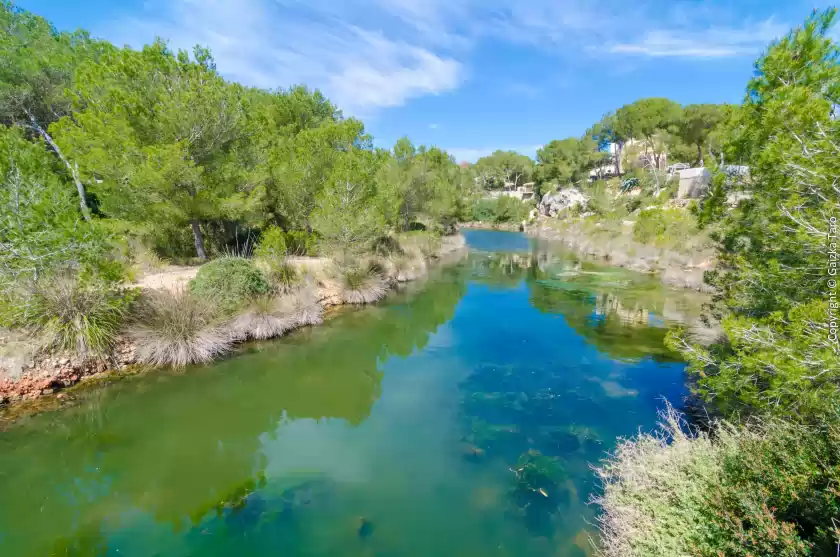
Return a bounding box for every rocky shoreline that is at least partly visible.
[527,219,716,292]
[0,235,467,411]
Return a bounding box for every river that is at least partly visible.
[0,230,707,557]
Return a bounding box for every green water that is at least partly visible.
[0,230,708,557]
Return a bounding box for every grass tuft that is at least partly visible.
[130,289,233,368]
[263,257,301,294]
[391,252,427,283]
[23,277,131,359]
[230,294,295,341]
[339,264,389,304]
[277,288,324,327]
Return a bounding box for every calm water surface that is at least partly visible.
[0,230,707,557]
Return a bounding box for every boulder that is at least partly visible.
[677,168,711,199]
[539,188,588,217]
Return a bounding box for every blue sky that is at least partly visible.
[17,0,836,162]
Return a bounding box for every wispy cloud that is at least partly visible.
[102,0,805,115]
[104,0,463,114]
[429,123,439,129]
[609,19,788,58]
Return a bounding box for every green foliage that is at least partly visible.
[0,127,118,286]
[398,231,441,258]
[677,104,729,166]
[674,9,840,424]
[189,257,272,314]
[672,300,840,420]
[596,406,840,557]
[254,226,287,259]
[632,207,698,249]
[11,276,133,359]
[473,150,534,190]
[378,138,468,231]
[284,230,317,256]
[470,196,531,224]
[535,137,596,187]
[312,147,387,259]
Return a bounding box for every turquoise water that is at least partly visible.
[0,230,706,556]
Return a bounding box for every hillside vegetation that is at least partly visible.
[593,9,840,556]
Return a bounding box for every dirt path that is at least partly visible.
[132,266,200,291]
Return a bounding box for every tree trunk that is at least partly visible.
[26,112,91,221]
[191,220,207,260]
[615,143,623,176]
[697,143,704,167]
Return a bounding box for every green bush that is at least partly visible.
[13,277,134,359]
[189,257,272,314]
[633,207,699,248]
[284,230,317,256]
[595,406,840,557]
[470,196,531,224]
[254,226,287,259]
[633,208,667,244]
[471,199,497,222]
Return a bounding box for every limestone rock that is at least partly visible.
[539,188,589,217]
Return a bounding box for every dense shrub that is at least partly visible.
[130,289,233,367]
[633,208,667,244]
[595,406,840,557]
[189,257,272,314]
[284,230,318,256]
[470,196,531,224]
[633,207,698,248]
[253,226,287,260]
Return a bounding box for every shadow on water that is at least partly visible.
[0,230,708,557]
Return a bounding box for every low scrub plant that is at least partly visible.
[398,231,441,258]
[263,258,301,294]
[130,289,233,368]
[189,257,272,314]
[339,263,389,304]
[633,207,699,249]
[391,252,427,283]
[230,294,295,341]
[594,405,840,557]
[9,277,133,359]
[277,287,324,327]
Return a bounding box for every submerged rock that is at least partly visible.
[358,517,374,539]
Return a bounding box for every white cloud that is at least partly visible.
[608,18,788,58]
[104,0,463,114]
[101,0,805,116]
[447,145,541,163]
[429,123,439,129]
